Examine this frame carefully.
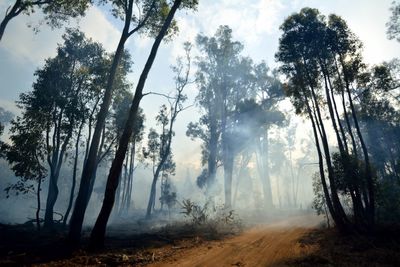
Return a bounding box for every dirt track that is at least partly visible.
[148,216,321,267]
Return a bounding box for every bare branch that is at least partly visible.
[142,91,177,99]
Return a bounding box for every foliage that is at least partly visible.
[387,1,400,42]
[98,0,197,40]
[311,173,330,227]
[0,0,92,41]
[376,178,400,223]
[180,198,209,224]
[180,199,242,232]
[5,116,46,197]
[188,25,284,201]
[159,177,177,210]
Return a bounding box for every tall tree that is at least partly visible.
[276,8,377,231]
[189,26,246,206]
[189,26,283,208]
[68,0,183,242]
[145,42,191,218]
[6,116,47,231]
[88,0,198,249]
[8,29,107,228]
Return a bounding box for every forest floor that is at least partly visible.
[1,213,400,266]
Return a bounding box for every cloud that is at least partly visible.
[157,0,285,65]
[195,0,284,45]
[0,5,120,66]
[77,7,121,52]
[0,11,63,65]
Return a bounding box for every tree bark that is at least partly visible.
[207,116,219,191]
[36,176,42,231]
[64,119,84,226]
[304,94,339,225]
[88,0,182,249]
[68,1,133,243]
[339,54,375,228]
[0,1,24,42]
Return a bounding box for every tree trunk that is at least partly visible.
[223,149,234,209]
[258,130,273,209]
[88,0,182,249]
[0,17,9,43]
[126,143,135,211]
[207,119,219,190]
[44,172,59,227]
[119,156,129,215]
[325,67,349,152]
[333,57,358,156]
[36,177,42,231]
[308,81,349,230]
[68,10,131,243]
[305,95,339,226]
[64,120,84,226]
[146,171,160,217]
[0,1,22,42]
[346,83,375,228]
[232,153,251,208]
[339,55,375,228]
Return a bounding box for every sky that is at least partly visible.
[0,0,398,178]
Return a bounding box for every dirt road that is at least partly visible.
[148,216,321,267]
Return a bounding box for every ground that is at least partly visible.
[1,214,400,266]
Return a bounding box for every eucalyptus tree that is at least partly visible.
[276,8,348,230]
[188,26,284,208]
[7,29,107,228]
[6,116,47,230]
[145,42,191,218]
[68,0,194,242]
[63,53,134,225]
[327,14,375,228]
[276,8,377,231]
[143,119,176,217]
[188,26,247,207]
[0,0,91,42]
[88,0,198,248]
[251,65,285,209]
[114,98,145,215]
[358,64,400,184]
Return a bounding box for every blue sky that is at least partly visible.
[0,0,398,171]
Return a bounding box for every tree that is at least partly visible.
[276,8,376,231]
[115,102,145,215]
[88,0,198,249]
[189,26,284,209]
[8,28,107,228]
[159,175,177,216]
[276,8,349,231]
[0,0,91,42]
[145,42,191,218]
[68,0,189,242]
[142,122,176,217]
[189,26,247,207]
[387,1,400,42]
[6,116,47,231]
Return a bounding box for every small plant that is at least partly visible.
[179,199,243,234]
[180,199,210,225]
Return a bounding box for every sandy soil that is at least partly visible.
[147,216,321,267]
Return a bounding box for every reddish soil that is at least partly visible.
[1,215,399,266]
